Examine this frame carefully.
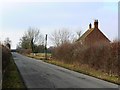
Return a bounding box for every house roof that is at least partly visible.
[77,28,94,41]
[77,28,110,42]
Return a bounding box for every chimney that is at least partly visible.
[94,20,98,28]
[89,23,92,29]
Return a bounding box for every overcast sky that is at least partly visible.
[0,0,118,49]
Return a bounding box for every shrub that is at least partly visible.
[52,41,120,76]
[2,45,11,74]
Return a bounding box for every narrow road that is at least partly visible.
[12,52,119,89]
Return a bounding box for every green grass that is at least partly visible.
[2,57,26,88]
[26,53,120,85]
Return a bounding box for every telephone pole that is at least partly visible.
[45,34,47,60]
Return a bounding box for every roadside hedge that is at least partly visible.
[2,45,11,74]
[52,41,120,77]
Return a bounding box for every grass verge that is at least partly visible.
[26,53,120,85]
[45,60,120,85]
[2,56,26,88]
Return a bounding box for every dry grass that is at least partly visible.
[45,59,120,85]
[26,53,119,85]
[26,53,51,60]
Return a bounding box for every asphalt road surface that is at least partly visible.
[12,52,119,89]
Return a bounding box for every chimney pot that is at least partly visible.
[89,23,92,29]
[94,19,98,28]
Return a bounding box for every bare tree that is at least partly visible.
[50,30,60,47]
[50,28,75,47]
[25,27,44,45]
[4,37,11,45]
[4,37,11,49]
[18,27,44,52]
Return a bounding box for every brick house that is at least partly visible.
[77,20,110,46]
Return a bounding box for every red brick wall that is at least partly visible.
[85,28,110,46]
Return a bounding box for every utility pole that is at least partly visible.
[31,38,34,53]
[45,34,47,60]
